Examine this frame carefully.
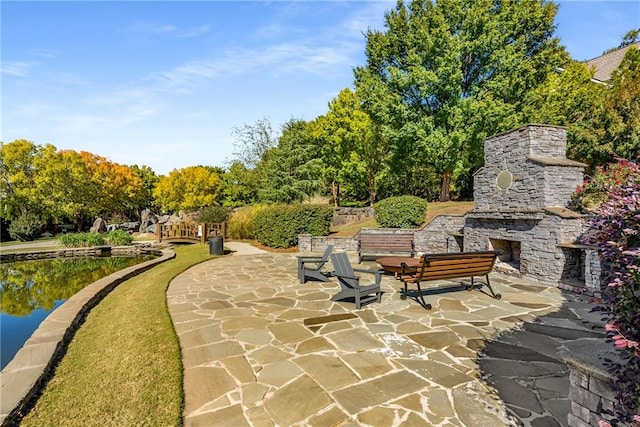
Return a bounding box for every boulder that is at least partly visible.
[90,217,107,233]
[139,209,158,232]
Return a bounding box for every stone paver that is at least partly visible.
[168,243,605,426]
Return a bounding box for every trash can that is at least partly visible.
[208,235,224,255]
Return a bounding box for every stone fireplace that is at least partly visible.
[463,125,592,288]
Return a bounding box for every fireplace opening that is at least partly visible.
[488,238,521,272]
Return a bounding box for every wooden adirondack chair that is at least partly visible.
[297,245,333,284]
[329,252,383,309]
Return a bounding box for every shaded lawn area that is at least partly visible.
[20,244,214,427]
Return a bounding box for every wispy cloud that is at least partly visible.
[177,25,211,38]
[1,61,38,77]
[128,22,177,34]
[148,40,353,92]
[126,21,210,38]
[30,49,58,59]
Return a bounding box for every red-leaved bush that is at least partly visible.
[580,158,640,426]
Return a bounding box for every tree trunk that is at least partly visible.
[331,181,340,208]
[368,172,376,207]
[439,170,452,202]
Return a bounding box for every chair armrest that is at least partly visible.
[297,256,323,264]
[353,267,384,276]
[353,268,383,285]
[331,271,360,281]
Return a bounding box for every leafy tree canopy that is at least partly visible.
[354,0,567,201]
[153,165,222,213]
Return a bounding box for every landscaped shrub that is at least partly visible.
[374,196,427,228]
[580,159,640,426]
[571,159,638,213]
[8,214,42,242]
[58,232,106,248]
[253,204,333,248]
[106,229,133,246]
[227,205,265,240]
[197,206,232,224]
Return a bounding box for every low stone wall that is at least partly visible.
[564,341,620,427]
[298,214,466,255]
[0,245,162,262]
[297,234,357,253]
[414,214,466,254]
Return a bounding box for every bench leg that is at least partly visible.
[485,275,501,299]
[414,283,432,310]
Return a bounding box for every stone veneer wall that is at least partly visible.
[297,234,357,253]
[414,214,466,254]
[584,249,604,294]
[464,214,585,285]
[473,125,583,211]
[564,342,620,427]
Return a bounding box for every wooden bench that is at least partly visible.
[357,233,415,263]
[398,251,501,310]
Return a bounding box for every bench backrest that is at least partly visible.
[358,233,414,251]
[411,251,498,282]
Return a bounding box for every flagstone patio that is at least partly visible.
[168,243,604,426]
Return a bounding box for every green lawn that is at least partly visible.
[20,244,213,427]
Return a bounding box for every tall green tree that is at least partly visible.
[259,119,323,204]
[523,61,608,167]
[309,88,388,207]
[600,46,640,162]
[220,161,259,207]
[130,164,160,213]
[354,0,567,201]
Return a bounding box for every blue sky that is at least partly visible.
[2,1,639,176]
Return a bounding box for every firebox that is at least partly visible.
[488,238,521,272]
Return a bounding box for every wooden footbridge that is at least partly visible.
[157,222,225,244]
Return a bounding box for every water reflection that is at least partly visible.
[0,256,153,369]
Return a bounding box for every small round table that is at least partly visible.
[376,257,420,275]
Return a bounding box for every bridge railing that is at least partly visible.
[157,222,226,244]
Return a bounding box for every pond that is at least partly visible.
[0,255,155,370]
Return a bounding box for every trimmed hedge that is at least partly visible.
[253,204,333,248]
[374,196,427,228]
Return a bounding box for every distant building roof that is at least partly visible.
[585,41,640,82]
